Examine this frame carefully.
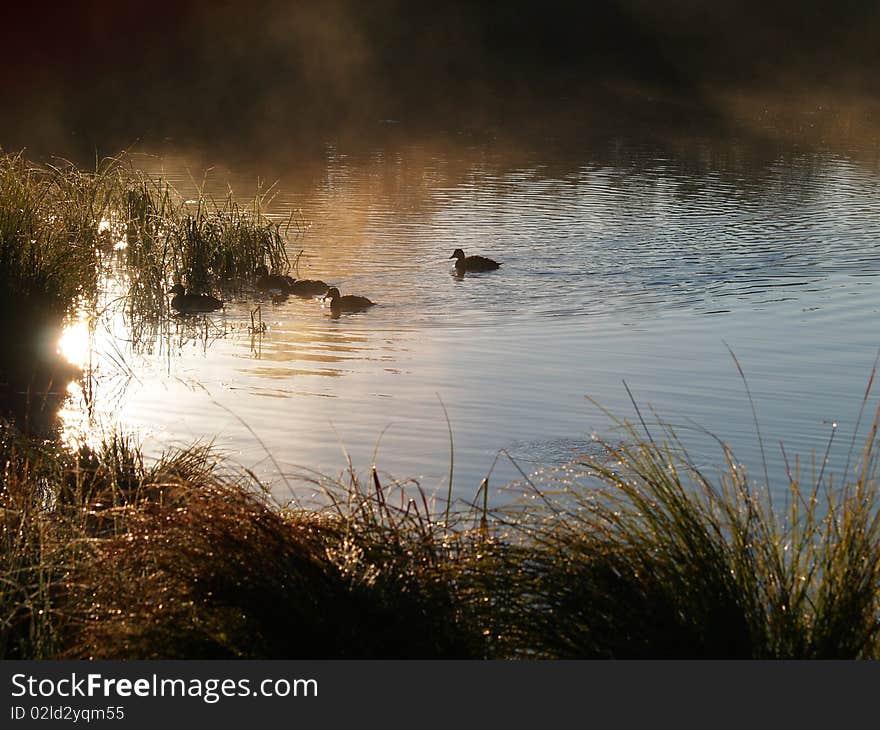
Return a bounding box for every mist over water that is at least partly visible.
[5,0,880,161]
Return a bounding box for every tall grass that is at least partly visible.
[0,150,299,431]
[71,460,493,659]
[0,430,65,659]
[0,150,299,330]
[0,153,111,325]
[510,409,880,658]
[122,170,291,303]
[0,153,119,434]
[5,404,880,659]
[0,429,145,658]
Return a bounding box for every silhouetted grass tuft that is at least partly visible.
[0,150,298,333]
[509,410,880,658]
[68,456,493,659]
[121,169,291,303]
[0,151,301,431]
[6,408,880,659]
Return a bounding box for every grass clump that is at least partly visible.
[0,429,147,658]
[71,464,493,659]
[0,153,116,329]
[0,431,68,659]
[0,150,301,431]
[121,170,292,301]
[511,412,880,658]
[5,410,880,660]
[0,426,492,659]
[0,149,299,333]
[0,152,121,434]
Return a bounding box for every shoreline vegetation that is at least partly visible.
[4,151,880,659]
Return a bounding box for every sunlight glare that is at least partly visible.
[58,315,91,369]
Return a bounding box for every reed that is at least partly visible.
[507,408,880,658]
[5,406,880,659]
[0,430,146,658]
[0,152,120,433]
[0,150,298,332]
[0,150,302,432]
[69,459,492,659]
[121,169,291,304]
[0,153,110,325]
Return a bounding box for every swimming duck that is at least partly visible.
[255,265,291,292]
[256,265,330,298]
[323,287,375,313]
[169,284,223,313]
[449,248,501,272]
[286,276,331,298]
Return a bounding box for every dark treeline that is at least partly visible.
[2,1,879,156]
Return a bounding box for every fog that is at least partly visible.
[2,1,879,160]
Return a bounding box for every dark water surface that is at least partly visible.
[58,134,880,505]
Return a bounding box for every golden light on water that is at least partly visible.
[58,314,91,369]
[56,312,99,451]
[58,381,91,452]
[98,217,128,250]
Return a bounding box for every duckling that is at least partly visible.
[257,265,330,298]
[255,265,291,293]
[323,287,375,313]
[284,275,331,298]
[169,284,223,313]
[449,248,501,272]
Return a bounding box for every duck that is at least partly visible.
[255,265,291,293]
[256,265,330,298]
[168,284,223,313]
[323,287,375,313]
[449,248,501,272]
[286,276,331,298]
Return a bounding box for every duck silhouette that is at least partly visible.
[449,248,501,273]
[256,265,330,298]
[287,277,331,298]
[323,287,375,313]
[255,265,291,292]
[168,284,223,313]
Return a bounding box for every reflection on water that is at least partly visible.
[58,135,880,503]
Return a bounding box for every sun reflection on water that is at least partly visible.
[58,314,91,369]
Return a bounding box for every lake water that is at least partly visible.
[57,132,880,507]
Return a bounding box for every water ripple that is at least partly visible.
[63,142,880,500]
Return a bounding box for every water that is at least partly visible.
[58,134,880,506]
